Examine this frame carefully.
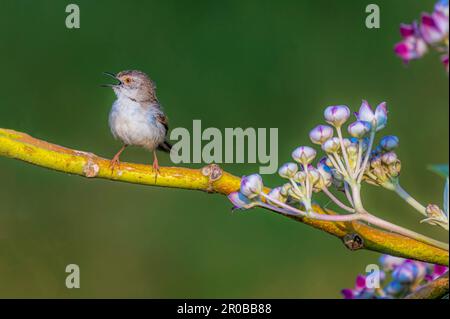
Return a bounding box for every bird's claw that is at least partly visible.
[152,157,160,182]
[110,157,120,173]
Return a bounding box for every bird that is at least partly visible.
[103,70,172,174]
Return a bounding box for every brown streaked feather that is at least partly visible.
[156,112,169,133]
[156,112,172,152]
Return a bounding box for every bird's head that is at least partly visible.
[103,70,157,103]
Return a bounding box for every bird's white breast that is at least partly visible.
[108,97,166,150]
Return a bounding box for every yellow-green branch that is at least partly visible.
[0,128,448,266]
[405,272,449,299]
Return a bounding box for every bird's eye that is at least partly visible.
[123,77,132,84]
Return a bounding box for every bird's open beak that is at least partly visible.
[101,72,121,87]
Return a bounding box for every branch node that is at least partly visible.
[201,164,223,192]
[82,158,100,178]
[343,233,364,251]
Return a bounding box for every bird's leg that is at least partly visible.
[110,144,127,172]
[152,151,160,181]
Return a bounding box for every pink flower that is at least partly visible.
[394,0,448,71]
[394,23,428,63]
[341,275,367,299]
[420,12,448,44]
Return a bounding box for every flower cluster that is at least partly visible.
[229,100,393,217]
[394,0,449,72]
[342,255,448,299]
[228,100,448,250]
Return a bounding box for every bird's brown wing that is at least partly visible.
[156,113,172,152]
[156,113,169,133]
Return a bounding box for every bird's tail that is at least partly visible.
[158,140,172,153]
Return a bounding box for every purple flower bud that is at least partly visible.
[356,100,388,131]
[292,146,317,165]
[324,105,351,127]
[309,125,334,145]
[321,137,341,153]
[380,135,399,151]
[228,191,257,210]
[374,102,388,130]
[348,121,372,138]
[240,174,263,199]
[278,162,298,179]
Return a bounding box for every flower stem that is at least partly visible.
[357,130,376,183]
[360,213,449,251]
[336,126,352,175]
[259,193,361,222]
[322,186,355,213]
[344,182,355,207]
[393,181,427,217]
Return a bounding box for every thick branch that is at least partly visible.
[405,272,449,299]
[0,128,448,266]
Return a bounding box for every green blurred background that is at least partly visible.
[0,0,448,298]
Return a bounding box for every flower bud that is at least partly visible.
[228,192,258,210]
[331,170,345,190]
[309,125,334,145]
[324,105,351,127]
[278,162,298,179]
[280,183,292,197]
[380,135,399,151]
[267,187,287,206]
[426,204,444,219]
[321,137,341,153]
[316,160,333,189]
[348,121,372,138]
[292,146,317,165]
[381,151,398,165]
[240,174,263,199]
[356,100,388,131]
[293,171,307,184]
[342,138,352,148]
[346,143,358,156]
[370,155,382,168]
[307,167,320,186]
[420,11,449,45]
